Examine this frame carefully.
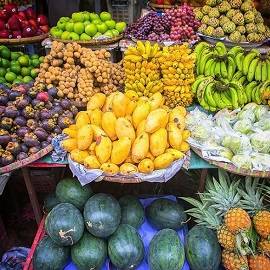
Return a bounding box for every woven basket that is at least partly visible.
[0,33,48,45]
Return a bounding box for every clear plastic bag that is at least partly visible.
[222,134,252,155]
[231,154,252,170]
[233,119,253,135]
[250,131,270,154]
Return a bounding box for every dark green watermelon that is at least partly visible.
[45,203,84,246]
[148,229,185,270]
[185,225,221,270]
[33,235,69,270]
[56,177,93,210]
[71,232,107,270]
[83,193,121,238]
[108,224,144,270]
[146,198,187,230]
[44,192,60,213]
[119,195,144,229]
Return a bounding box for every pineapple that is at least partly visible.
[258,238,270,256]
[248,254,270,270]
[253,211,270,239]
[222,250,249,270]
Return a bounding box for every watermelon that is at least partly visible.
[83,193,121,238]
[108,224,144,270]
[44,192,60,213]
[119,195,144,229]
[56,177,93,210]
[146,198,187,230]
[45,203,84,246]
[33,236,69,270]
[71,232,107,270]
[185,225,221,270]
[148,229,185,270]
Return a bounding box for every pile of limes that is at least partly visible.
[0,45,44,86]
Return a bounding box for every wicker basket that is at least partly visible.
[0,33,48,45]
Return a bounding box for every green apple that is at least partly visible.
[105,19,116,30]
[97,22,108,34]
[85,23,98,37]
[115,21,127,33]
[82,11,90,21]
[70,32,80,40]
[92,19,102,25]
[100,11,112,22]
[104,30,113,38]
[57,20,67,31]
[93,32,102,39]
[72,12,84,22]
[80,33,91,41]
[61,31,71,40]
[65,21,74,32]
[111,29,119,37]
[50,27,63,38]
[84,20,91,26]
[73,22,84,35]
[59,16,70,22]
[89,12,100,21]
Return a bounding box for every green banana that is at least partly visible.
[255,61,262,81]
[191,75,206,93]
[228,46,244,58]
[261,60,268,82]
[204,81,217,108]
[204,58,215,76]
[229,87,239,109]
[227,56,237,81]
[199,52,215,75]
[239,76,246,85]
[215,42,227,56]
[233,70,243,81]
[235,52,244,71]
[229,81,246,106]
[247,58,259,82]
[220,92,233,109]
[245,81,258,102]
[243,51,259,75]
[215,92,228,109]
[194,42,210,58]
[210,61,217,76]
[251,85,258,102]
[196,78,214,103]
[214,61,221,77]
[267,59,270,80]
[220,61,228,78]
[254,84,262,104]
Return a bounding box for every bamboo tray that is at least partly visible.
[0,144,53,174]
[192,146,270,178]
[0,33,49,45]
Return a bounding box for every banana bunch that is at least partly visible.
[249,80,270,105]
[124,41,163,97]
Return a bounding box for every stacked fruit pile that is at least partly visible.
[124,4,200,43]
[124,41,195,108]
[0,46,43,86]
[183,170,270,270]
[194,0,270,43]
[0,4,49,39]
[61,91,190,175]
[50,11,126,41]
[34,41,124,104]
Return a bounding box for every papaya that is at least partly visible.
[61,138,77,152]
[166,148,184,160]
[91,125,107,140]
[95,136,112,163]
[132,102,151,128]
[87,93,106,110]
[138,158,154,174]
[89,109,102,126]
[115,117,136,142]
[150,128,167,157]
[76,112,90,128]
[84,155,101,169]
[112,92,129,117]
[102,92,116,112]
[102,112,117,141]
[145,109,168,133]
[120,163,138,175]
[167,123,183,150]
[149,92,164,110]
[111,137,132,165]
[136,120,146,136]
[70,149,89,164]
[132,132,149,163]
[169,109,186,131]
[77,125,93,150]
[100,163,119,175]
[154,153,174,170]
[63,128,77,138]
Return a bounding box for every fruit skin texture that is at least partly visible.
[84,155,100,169]
[253,210,270,239]
[108,224,144,270]
[258,239,270,256]
[148,229,185,270]
[111,137,131,165]
[100,163,119,175]
[77,125,93,150]
[217,225,236,251]
[112,92,129,117]
[185,225,221,270]
[61,138,77,152]
[119,163,138,175]
[132,102,151,128]
[101,111,117,141]
[84,193,121,238]
[222,250,248,270]
[132,132,149,163]
[150,128,167,157]
[138,158,154,174]
[115,117,136,142]
[154,153,174,170]
[95,135,112,164]
[167,123,183,150]
[248,254,270,270]
[145,109,168,133]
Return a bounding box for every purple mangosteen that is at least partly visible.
[17,152,28,160]
[63,110,73,119]
[41,141,50,148]
[17,127,31,138]
[0,92,8,105]
[46,135,53,143]
[28,146,41,155]
[23,132,40,147]
[5,105,19,118]
[6,142,20,155]
[17,97,30,109]
[58,116,74,129]
[14,116,27,127]
[0,117,13,130]
[20,143,28,153]
[70,105,78,117]
[0,129,11,145]
[9,90,22,101]
[42,119,56,132]
[26,119,38,131]
[39,108,51,120]
[22,106,35,119]
[1,151,14,166]
[54,125,62,134]
[47,87,57,97]
[34,127,48,141]
[60,99,71,110]
[0,106,5,116]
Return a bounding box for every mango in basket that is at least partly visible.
[61,138,77,152]
[154,153,174,170]
[87,93,106,110]
[111,137,132,165]
[70,149,89,164]
[166,149,184,160]
[95,136,112,164]
[145,109,168,133]
[132,132,149,163]
[138,158,154,174]
[120,163,138,175]
[102,112,117,141]
[100,163,119,175]
[77,124,93,150]
[84,155,101,169]
[150,128,167,157]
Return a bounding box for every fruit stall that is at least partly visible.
[0,0,269,270]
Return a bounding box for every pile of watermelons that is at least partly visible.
[34,177,222,270]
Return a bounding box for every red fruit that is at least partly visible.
[36,29,43,35]
[22,26,36,37]
[4,4,17,16]
[20,20,30,28]
[12,30,22,39]
[0,10,8,22]
[39,25,49,33]
[37,14,48,26]
[28,19,38,29]
[0,30,12,38]
[37,92,49,102]
[25,7,36,19]
[156,0,164,4]
[17,11,26,20]
[16,14,26,23]
[7,15,21,31]
[0,20,5,31]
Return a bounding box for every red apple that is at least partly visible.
[25,7,36,19]
[37,14,48,26]
[28,19,38,29]
[0,29,12,38]
[20,20,30,28]
[17,11,26,20]
[39,25,49,33]
[156,0,164,4]
[0,10,8,22]
[7,15,21,31]
[0,20,5,31]
[16,14,26,23]
[12,30,22,39]
[4,4,18,16]
[22,26,36,37]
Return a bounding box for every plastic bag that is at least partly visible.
[254,105,269,121]
[0,247,29,270]
[250,131,270,154]
[251,153,270,171]
[237,106,256,123]
[186,108,212,132]
[254,117,270,131]
[222,134,252,155]
[233,119,253,134]
[231,154,252,170]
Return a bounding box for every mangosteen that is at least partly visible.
[47,87,57,97]
[0,129,11,145]
[17,97,30,109]
[26,81,34,88]
[11,134,19,142]
[5,105,19,118]
[41,141,50,148]
[20,144,28,153]
[47,135,53,143]
[14,116,27,127]
[23,132,40,147]
[45,101,53,109]
[32,99,45,109]
[51,105,63,116]
[22,106,35,119]
[12,84,27,94]
[70,105,78,117]
[0,117,13,130]
[54,125,62,134]
[6,142,20,155]
[63,110,73,119]
[9,90,22,101]
[40,109,51,120]
[17,127,31,138]
[42,119,56,132]
[17,152,28,160]
[58,116,75,129]
[28,146,41,155]
[60,99,71,110]
[0,84,10,93]
[28,87,40,99]
[0,106,5,116]
[34,127,48,141]
[27,119,38,131]
[0,91,8,105]
[1,151,14,166]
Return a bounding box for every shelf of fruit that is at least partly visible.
[50,11,126,45]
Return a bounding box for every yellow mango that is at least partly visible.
[137,97,149,106]
[91,124,107,140]
[87,93,106,110]
[90,109,102,126]
[150,128,167,157]
[173,106,187,117]
[149,92,164,110]
[95,136,112,163]
[100,163,119,175]
[111,137,132,165]
[102,112,117,141]
[61,138,77,152]
[154,153,174,170]
[89,142,96,155]
[125,90,138,101]
[77,125,93,150]
[146,151,155,161]
[63,128,77,138]
[132,102,151,128]
[145,109,168,133]
[69,124,77,130]
[70,149,89,164]
[132,132,149,163]
[179,141,190,153]
[102,92,116,112]
[76,112,90,128]
[166,148,184,160]
[115,117,136,142]
[169,110,186,131]
[182,130,191,141]
[120,163,138,175]
[136,120,146,136]
[167,123,183,150]
[112,92,129,117]
[84,155,101,169]
[126,100,137,115]
[138,158,154,174]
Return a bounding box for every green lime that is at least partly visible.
[23,76,32,83]
[5,72,16,82]
[39,56,44,63]
[17,75,23,80]
[10,65,21,75]
[30,69,38,78]
[13,78,23,84]
[0,77,6,83]
[1,59,10,68]
[0,48,11,59]
[0,67,6,77]
[11,52,20,61]
[31,54,39,59]
[21,67,31,76]
[31,59,40,68]
[18,55,30,66]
